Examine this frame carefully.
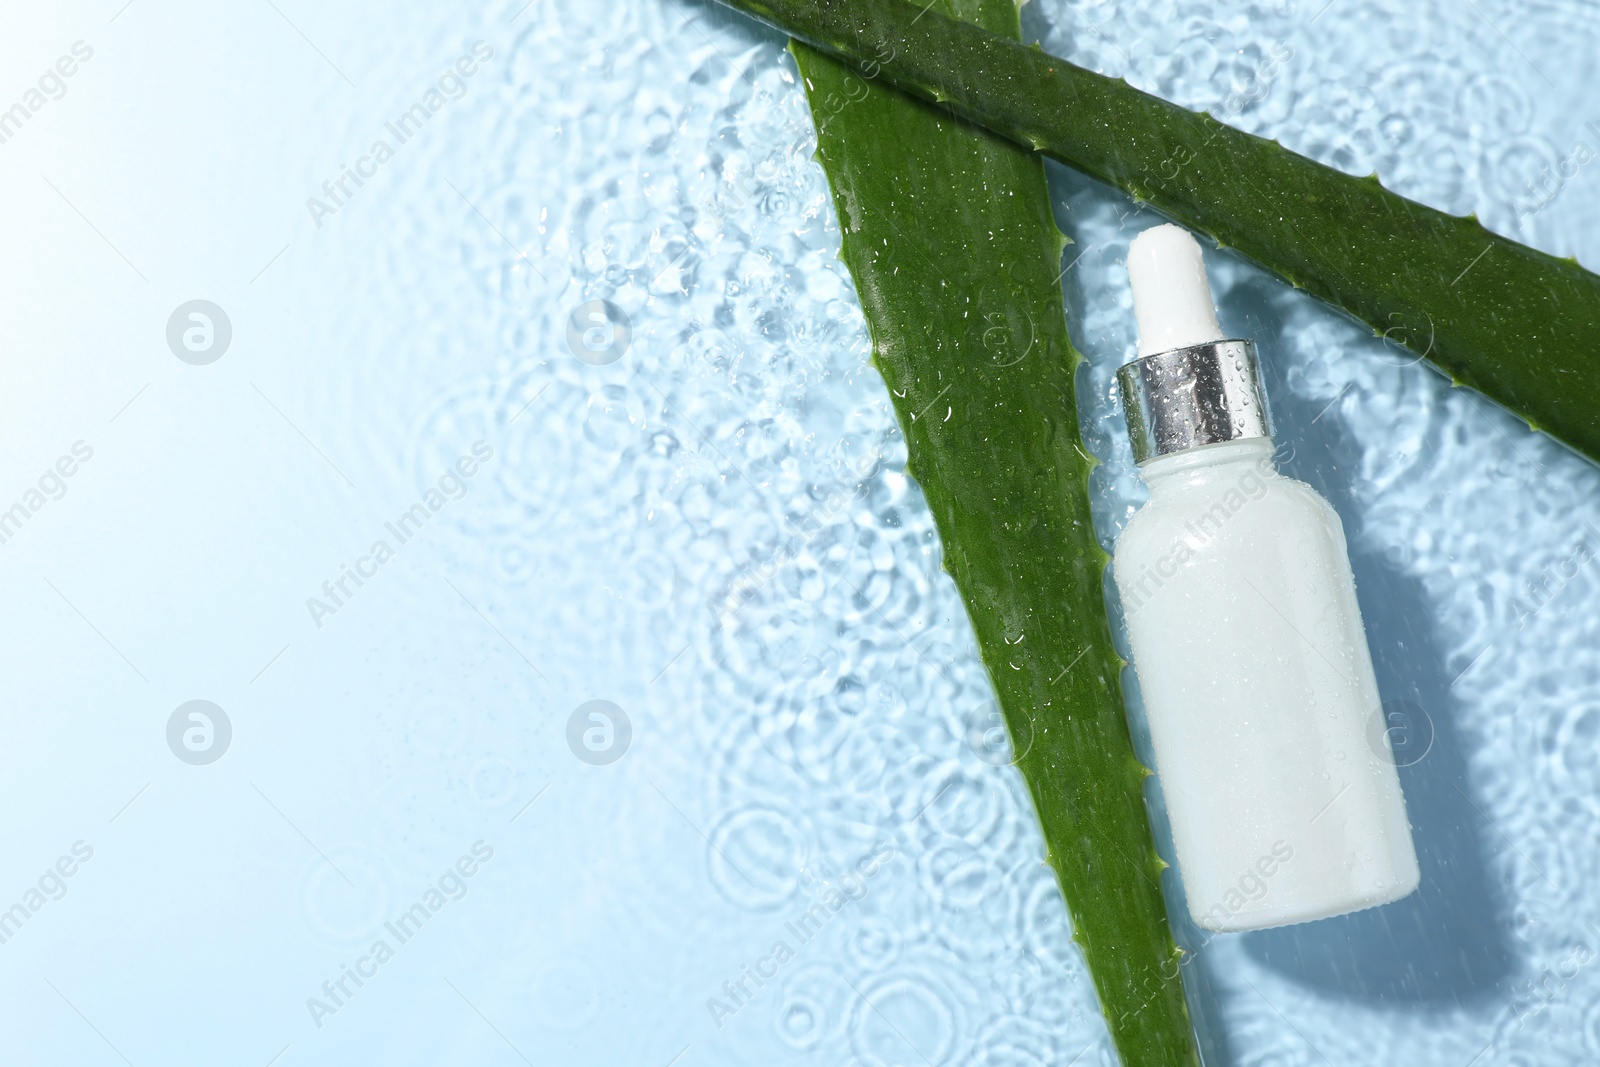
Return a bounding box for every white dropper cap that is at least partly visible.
[1128,224,1224,357]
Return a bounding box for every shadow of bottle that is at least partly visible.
[1222,272,1516,1008]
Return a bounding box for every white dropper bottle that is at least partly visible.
[1112,224,1419,932]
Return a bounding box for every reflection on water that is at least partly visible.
[6,0,1599,1063]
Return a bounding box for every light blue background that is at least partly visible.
[0,0,1597,1063]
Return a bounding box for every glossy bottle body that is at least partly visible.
[1113,438,1419,931]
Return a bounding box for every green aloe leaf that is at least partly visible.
[726,0,1600,465]
[792,2,1199,1063]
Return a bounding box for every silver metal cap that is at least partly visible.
[1117,340,1273,464]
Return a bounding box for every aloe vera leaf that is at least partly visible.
[723,0,1600,466]
[790,3,1200,1063]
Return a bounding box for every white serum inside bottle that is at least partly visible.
[1111,225,1419,932]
